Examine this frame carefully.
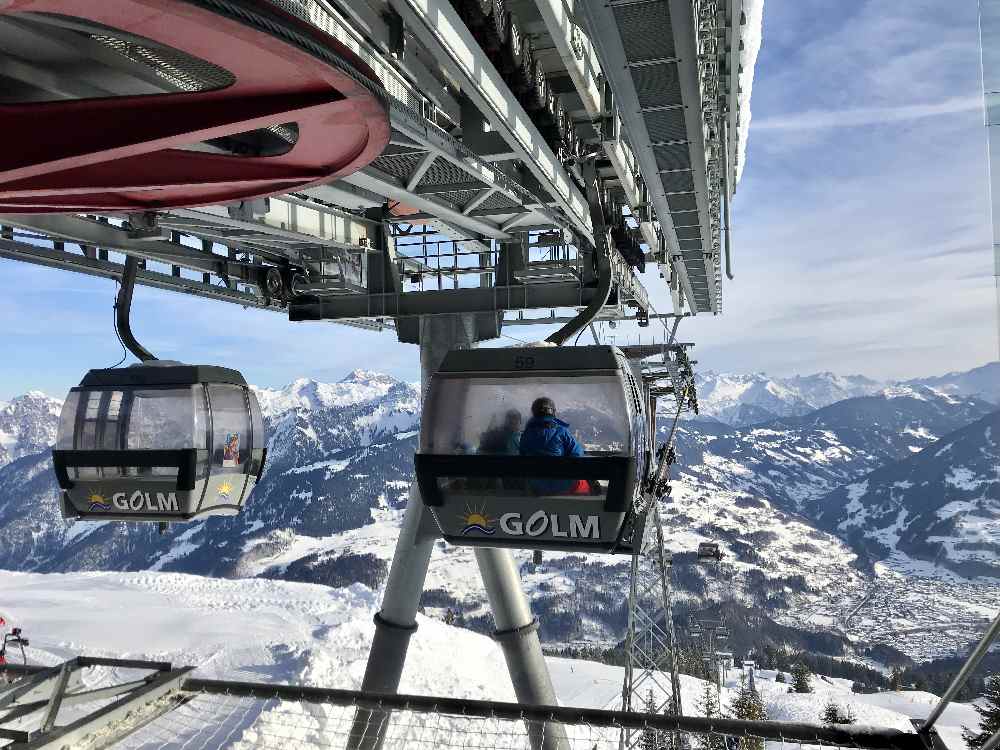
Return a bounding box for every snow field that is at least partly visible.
[0,570,980,750]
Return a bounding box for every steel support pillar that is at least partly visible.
[476,547,568,750]
[349,313,564,750]
[348,483,436,750]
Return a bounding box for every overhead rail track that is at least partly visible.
[578,0,753,313]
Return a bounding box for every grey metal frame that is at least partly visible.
[3,656,932,750]
[0,657,192,749]
[387,0,593,243]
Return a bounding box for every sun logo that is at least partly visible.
[459,505,496,536]
[87,493,110,511]
[217,481,234,501]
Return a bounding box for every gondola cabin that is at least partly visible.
[416,345,650,554]
[697,541,723,561]
[52,363,266,522]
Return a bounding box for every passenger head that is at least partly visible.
[504,410,522,430]
[531,397,556,418]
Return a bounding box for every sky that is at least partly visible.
[1,0,998,401]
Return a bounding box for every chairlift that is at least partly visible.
[697,541,723,562]
[51,256,265,523]
[415,345,651,553]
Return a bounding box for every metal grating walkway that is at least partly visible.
[581,0,750,314]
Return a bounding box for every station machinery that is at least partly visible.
[0,0,757,747]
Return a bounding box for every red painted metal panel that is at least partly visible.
[0,0,391,212]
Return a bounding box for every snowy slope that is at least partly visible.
[0,570,975,750]
[0,391,61,468]
[907,362,1000,406]
[810,409,1000,577]
[693,371,882,425]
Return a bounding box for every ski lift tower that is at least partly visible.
[618,342,697,750]
[689,618,730,691]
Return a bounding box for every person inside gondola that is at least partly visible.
[520,397,591,495]
[478,409,523,456]
[476,409,524,492]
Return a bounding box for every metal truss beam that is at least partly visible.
[3,655,927,750]
[181,675,921,749]
[1,213,268,279]
[388,0,593,243]
[578,0,724,314]
[157,204,369,258]
[0,658,192,749]
[530,0,680,315]
[0,236,263,303]
[0,235,386,331]
[340,167,512,240]
[289,282,601,320]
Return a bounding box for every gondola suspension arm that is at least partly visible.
[545,158,613,346]
[116,255,157,363]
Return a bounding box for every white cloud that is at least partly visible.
[753,95,983,131]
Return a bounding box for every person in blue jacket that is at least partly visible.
[519,396,584,494]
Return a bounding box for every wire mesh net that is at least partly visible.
[105,688,909,750]
[1,666,922,750]
[116,692,624,750]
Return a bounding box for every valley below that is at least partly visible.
[1,362,999,667]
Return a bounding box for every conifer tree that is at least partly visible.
[791,663,812,694]
[642,690,665,750]
[821,700,857,725]
[889,667,903,691]
[697,681,727,750]
[964,674,1000,750]
[821,700,841,725]
[696,681,727,750]
[774,672,786,684]
[730,675,767,750]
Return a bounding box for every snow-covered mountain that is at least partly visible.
[694,364,1000,426]
[694,371,883,425]
[0,391,61,467]
[674,387,996,515]
[907,362,1000,406]
[810,408,1000,578]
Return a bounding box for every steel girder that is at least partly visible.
[0,657,192,749]
[577,0,746,314]
[387,0,594,244]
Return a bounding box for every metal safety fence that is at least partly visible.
[0,658,954,750]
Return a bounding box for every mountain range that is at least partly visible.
[0,361,998,662]
[693,362,1000,425]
